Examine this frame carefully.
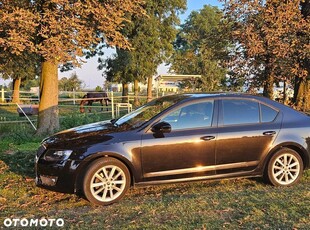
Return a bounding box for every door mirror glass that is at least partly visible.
[151,121,171,133]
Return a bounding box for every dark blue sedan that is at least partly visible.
[35,93,310,205]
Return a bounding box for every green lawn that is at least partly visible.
[0,137,309,229]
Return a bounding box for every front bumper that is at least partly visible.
[35,156,82,194]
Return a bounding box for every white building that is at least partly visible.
[108,74,202,93]
[156,74,202,93]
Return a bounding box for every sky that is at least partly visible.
[0,1,222,89]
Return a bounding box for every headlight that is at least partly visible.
[43,150,73,162]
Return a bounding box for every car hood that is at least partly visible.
[42,120,120,148]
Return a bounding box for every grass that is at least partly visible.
[0,107,309,229]
[0,148,309,229]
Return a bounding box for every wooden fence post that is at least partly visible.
[111,91,115,119]
[1,87,4,103]
[73,90,76,105]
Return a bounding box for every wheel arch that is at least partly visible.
[263,142,309,173]
[74,152,136,194]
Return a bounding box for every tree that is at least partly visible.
[294,0,310,110]
[100,0,186,102]
[21,77,40,91]
[0,51,40,103]
[131,0,186,101]
[0,0,144,134]
[101,48,134,102]
[222,0,309,103]
[59,72,83,91]
[170,5,231,91]
[95,86,103,92]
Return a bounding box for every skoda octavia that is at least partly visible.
[35,93,310,205]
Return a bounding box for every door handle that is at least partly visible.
[263,131,276,136]
[200,136,215,141]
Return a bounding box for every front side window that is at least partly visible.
[162,101,214,130]
[114,95,188,129]
[222,100,259,125]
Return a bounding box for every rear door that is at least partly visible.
[215,99,281,174]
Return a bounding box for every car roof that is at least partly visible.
[174,92,309,119]
[176,92,262,100]
[185,92,251,98]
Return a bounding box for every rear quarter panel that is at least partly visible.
[268,109,310,170]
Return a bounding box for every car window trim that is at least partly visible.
[218,98,279,127]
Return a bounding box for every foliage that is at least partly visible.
[127,0,186,80]
[0,0,145,62]
[100,0,186,92]
[0,52,40,82]
[20,78,40,91]
[95,86,103,92]
[0,0,145,134]
[170,5,231,92]
[222,0,310,101]
[102,48,134,84]
[0,51,40,103]
[59,72,83,91]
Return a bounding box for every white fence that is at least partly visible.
[0,89,152,130]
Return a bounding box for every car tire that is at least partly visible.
[266,148,303,186]
[83,157,131,205]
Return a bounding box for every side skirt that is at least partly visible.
[134,171,262,187]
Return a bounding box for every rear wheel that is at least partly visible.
[83,157,130,205]
[266,148,303,186]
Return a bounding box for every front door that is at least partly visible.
[141,100,217,180]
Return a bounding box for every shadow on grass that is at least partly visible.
[0,105,16,116]
[0,151,36,178]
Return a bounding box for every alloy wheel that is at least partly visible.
[271,153,300,185]
[90,165,126,202]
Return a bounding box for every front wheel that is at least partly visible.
[83,157,131,205]
[266,148,303,186]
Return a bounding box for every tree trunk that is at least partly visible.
[147,76,153,102]
[305,80,310,111]
[122,82,129,103]
[293,76,300,104]
[295,78,310,111]
[36,60,59,135]
[133,79,139,106]
[300,0,310,18]
[263,64,274,99]
[12,77,21,103]
[283,80,287,105]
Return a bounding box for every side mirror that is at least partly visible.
[151,121,171,133]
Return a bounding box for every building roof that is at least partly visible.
[156,74,202,82]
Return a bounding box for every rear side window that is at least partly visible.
[222,100,259,125]
[261,104,278,122]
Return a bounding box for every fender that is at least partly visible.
[259,141,310,172]
[73,151,141,193]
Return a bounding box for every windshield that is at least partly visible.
[114,95,188,129]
